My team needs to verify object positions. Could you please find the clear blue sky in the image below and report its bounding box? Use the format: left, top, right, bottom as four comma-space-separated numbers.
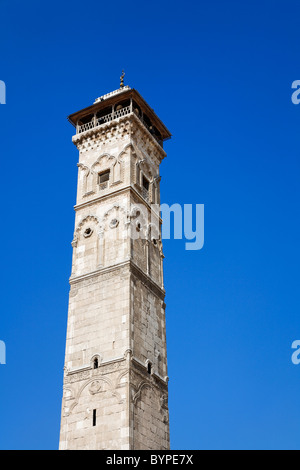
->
1, 0, 300, 450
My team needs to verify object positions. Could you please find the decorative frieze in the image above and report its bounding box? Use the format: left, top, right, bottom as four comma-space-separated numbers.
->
73, 113, 166, 163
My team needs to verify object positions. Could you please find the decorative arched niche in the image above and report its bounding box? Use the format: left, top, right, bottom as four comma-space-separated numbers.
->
72, 215, 102, 276
90, 153, 124, 193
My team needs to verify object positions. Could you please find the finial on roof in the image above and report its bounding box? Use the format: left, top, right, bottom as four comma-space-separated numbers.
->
120, 70, 125, 88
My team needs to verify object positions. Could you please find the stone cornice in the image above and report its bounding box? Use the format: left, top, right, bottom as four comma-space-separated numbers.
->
72, 113, 166, 162
131, 355, 169, 386
63, 350, 168, 391
69, 259, 165, 300
73, 184, 162, 224
69, 259, 130, 285
65, 355, 126, 377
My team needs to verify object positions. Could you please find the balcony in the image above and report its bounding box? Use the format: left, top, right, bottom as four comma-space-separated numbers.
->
77, 105, 163, 147
78, 105, 131, 134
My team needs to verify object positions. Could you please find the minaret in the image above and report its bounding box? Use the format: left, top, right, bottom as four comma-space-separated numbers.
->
59, 76, 171, 450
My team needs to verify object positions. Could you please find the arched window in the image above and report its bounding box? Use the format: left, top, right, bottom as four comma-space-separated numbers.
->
93, 358, 99, 369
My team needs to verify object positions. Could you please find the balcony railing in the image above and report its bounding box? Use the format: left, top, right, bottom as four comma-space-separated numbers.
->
78, 106, 131, 134
78, 120, 95, 133
142, 187, 149, 203
77, 105, 163, 147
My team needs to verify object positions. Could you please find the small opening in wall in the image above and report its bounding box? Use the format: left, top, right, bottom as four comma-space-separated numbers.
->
98, 170, 110, 184
93, 358, 99, 369
93, 409, 97, 426
142, 176, 149, 191
110, 218, 119, 228
147, 362, 152, 375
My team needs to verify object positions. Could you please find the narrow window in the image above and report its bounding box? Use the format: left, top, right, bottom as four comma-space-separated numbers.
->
142, 176, 149, 191
93, 409, 97, 426
142, 176, 150, 202
93, 358, 98, 369
98, 170, 110, 184
147, 362, 152, 375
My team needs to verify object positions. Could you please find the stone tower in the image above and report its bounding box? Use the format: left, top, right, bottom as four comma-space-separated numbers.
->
59, 81, 172, 450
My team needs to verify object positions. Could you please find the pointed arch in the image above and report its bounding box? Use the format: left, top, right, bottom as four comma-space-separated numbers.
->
75, 214, 101, 235
91, 152, 117, 170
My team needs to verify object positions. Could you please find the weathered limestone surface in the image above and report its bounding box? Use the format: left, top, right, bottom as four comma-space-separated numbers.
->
59, 87, 170, 450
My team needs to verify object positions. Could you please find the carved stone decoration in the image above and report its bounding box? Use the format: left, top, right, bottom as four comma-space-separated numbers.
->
63, 375, 125, 418
62, 399, 77, 418
63, 387, 74, 401
83, 227, 93, 238
146, 223, 160, 243
109, 218, 119, 229
89, 380, 102, 395
77, 162, 95, 197
132, 381, 153, 405
102, 203, 129, 225
160, 394, 169, 424
73, 114, 166, 162
71, 236, 78, 248
75, 214, 100, 235
130, 205, 148, 238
